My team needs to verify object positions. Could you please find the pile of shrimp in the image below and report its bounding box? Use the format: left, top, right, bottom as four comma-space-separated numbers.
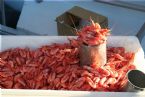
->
0, 41, 136, 91
77, 19, 110, 46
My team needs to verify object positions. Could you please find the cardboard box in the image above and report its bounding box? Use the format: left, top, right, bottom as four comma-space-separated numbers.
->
0, 36, 145, 97
56, 6, 108, 36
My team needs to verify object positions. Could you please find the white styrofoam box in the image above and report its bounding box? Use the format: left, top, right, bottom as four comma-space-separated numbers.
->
0, 35, 145, 97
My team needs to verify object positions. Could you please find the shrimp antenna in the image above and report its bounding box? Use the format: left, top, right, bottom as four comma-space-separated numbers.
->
68, 15, 79, 35
89, 16, 95, 26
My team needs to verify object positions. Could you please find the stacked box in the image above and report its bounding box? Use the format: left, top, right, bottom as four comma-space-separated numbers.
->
56, 6, 108, 36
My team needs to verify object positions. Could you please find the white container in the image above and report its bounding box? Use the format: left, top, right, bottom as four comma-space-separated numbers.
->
0, 36, 145, 97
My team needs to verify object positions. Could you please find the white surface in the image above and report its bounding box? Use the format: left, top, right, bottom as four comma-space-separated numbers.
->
0, 36, 145, 97
1, 89, 145, 97
17, 1, 145, 36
